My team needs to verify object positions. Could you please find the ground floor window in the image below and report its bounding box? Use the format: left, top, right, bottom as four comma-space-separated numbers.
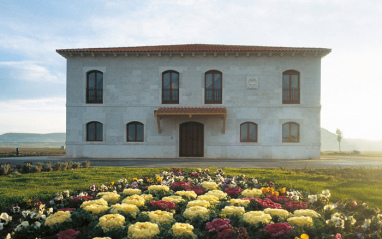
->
86, 121, 103, 141
127, 122, 144, 142
282, 122, 299, 142
240, 122, 258, 142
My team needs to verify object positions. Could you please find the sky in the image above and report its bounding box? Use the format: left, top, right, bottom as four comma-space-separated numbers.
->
0, 0, 382, 140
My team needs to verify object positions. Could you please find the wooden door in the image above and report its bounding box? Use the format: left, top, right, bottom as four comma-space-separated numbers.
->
179, 122, 204, 157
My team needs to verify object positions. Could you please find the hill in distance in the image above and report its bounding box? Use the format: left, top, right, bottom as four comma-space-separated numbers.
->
0, 133, 65, 148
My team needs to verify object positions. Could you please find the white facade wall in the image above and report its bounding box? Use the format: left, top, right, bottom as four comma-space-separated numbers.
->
65, 54, 322, 159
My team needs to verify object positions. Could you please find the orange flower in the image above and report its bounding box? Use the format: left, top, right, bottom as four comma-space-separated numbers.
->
280, 188, 286, 194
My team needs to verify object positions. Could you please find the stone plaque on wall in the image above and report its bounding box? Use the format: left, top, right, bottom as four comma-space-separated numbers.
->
247, 77, 258, 89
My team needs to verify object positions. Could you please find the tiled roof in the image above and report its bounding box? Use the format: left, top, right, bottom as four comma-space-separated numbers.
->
155, 107, 227, 114
57, 44, 331, 55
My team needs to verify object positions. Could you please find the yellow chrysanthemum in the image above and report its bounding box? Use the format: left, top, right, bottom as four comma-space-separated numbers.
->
241, 188, 263, 197
110, 203, 140, 218
97, 192, 121, 203
197, 195, 220, 205
230, 199, 251, 207
172, 223, 196, 238
263, 208, 290, 219
175, 190, 197, 199
187, 200, 210, 208
183, 206, 210, 220
201, 181, 218, 190
44, 211, 71, 227
98, 214, 125, 231
122, 189, 142, 195
204, 190, 227, 200
294, 209, 320, 218
287, 216, 314, 227
243, 211, 272, 225
122, 195, 145, 207
128, 222, 160, 239
221, 206, 245, 216
148, 210, 174, 224
162, 196, 185, 204
147, 185, 170, 192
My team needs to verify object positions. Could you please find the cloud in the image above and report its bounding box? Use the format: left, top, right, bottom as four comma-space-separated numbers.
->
0, 61, 61, 83
0, 98, 66, 135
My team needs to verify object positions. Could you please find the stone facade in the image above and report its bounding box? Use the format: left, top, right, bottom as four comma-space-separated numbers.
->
57, 44, 330, 159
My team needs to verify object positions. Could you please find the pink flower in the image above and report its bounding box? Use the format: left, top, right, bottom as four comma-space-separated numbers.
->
267, 195, 291, 203
218, 228, 235, 239
186, 185, 206, 195
334, 233, 342, 239
264, 223, 293, 238
255, 198, 282, 209
170, 182, 190, 191
150, 201, 176, 211
56, 229, 80, 239
225, 187, 242, 197
206, 218, 231, 233
284, 201, 308, 212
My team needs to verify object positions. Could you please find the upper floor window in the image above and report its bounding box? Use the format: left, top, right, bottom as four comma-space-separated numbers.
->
162, 71, 179, 104
282, 122, 299, 143
127, 122, 144, 142
86, 121, 103, 141
205, 70, 222, 104
87, 71, 103, 103
240, 122, 258, 142
282, 70, 300, 104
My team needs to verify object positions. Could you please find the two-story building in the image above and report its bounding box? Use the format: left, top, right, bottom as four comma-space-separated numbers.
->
57, 44, 330, 159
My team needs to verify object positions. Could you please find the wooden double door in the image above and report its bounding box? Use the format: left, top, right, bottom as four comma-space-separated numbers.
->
179, 122, 204, 157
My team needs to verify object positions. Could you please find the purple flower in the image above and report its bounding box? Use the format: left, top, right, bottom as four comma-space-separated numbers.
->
125, 183, 129, 189
56, 229, 80, 239
206, 218, 231, 233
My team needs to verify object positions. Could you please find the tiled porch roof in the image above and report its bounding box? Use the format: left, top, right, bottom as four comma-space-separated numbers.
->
154, 107, 227, 134
155, 107, 226, 114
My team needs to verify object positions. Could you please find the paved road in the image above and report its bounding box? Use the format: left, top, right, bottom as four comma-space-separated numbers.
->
1, 155, 382, 168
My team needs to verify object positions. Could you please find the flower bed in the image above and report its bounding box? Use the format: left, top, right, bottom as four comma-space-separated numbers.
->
0, 168, 381, 239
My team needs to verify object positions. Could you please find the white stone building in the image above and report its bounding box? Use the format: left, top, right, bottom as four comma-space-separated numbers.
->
57, 44, 330, 159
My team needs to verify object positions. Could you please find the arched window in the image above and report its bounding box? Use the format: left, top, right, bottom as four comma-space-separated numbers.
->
87, 71, 103, 103
282, 122, 299, 142
205, 70, 222, 104
127, 122, 144, 142
240, 122, 258, 142
282, 70, 300, 104
162, 70, 179, 104
86, 121, 103, 141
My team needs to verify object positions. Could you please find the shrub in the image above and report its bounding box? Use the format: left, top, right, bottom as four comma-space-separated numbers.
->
54, 162, 64, 171
66, 161, 73, 168
30, 165, 41, 173
21, 162, 32, 174
43, 162, 53, 172
72, 162, 81, 169
35, 162, 43, 171
82, 161, 90, 168
0, 164, 11, 175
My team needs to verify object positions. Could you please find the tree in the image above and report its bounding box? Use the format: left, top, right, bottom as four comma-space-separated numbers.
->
336, 129, 343, 154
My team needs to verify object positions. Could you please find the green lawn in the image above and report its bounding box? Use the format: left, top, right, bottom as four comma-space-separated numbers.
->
1, 167, 381, 209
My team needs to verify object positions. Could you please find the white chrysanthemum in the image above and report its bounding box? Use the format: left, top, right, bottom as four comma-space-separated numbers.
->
175, 190, 197, 199
148, 210, 174, 224
230, 199, 251, 206
197, 195, 220, 205
294, 209, 320, 218
183, 206, 210, 220
97, 192, 121, 203
201, 181, 218, 190
172, 223, 196, 238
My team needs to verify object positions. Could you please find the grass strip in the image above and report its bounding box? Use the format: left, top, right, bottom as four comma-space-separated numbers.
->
0, 167, 381, 209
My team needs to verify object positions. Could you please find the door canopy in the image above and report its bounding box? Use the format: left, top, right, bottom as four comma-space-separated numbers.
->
154, 107, 227, 134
